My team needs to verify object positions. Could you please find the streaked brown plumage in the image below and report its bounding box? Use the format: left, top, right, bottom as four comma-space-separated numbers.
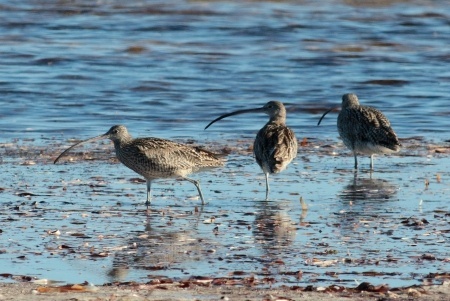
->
54, 125, 224, 207
318, 93, 400, 170
205, 101, 298, 200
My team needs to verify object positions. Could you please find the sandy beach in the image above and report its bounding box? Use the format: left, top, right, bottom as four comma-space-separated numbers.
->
1, 281, 450, 301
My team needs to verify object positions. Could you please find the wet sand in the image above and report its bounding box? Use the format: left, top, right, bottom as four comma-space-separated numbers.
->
1, 281, 450, 301
0, 137, 450, 301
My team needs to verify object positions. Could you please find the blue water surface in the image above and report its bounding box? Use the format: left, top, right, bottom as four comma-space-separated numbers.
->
0, 0, 449, 289
0, 0, 448, 143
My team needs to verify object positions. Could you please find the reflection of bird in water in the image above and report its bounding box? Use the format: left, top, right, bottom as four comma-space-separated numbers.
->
340, 173, 398, 203
333, 174, 400, 245
107, 209, 205, 282
54, 125, 224, 208
107, 266, 130, 282
251, 201, 298, 279
252, 202, 296, 253
108, 230, 199, 282
205, 101, 298, 200
318, 93, 400, 170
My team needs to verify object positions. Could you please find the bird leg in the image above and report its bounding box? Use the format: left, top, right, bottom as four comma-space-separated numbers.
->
146, 180, 152, 209
353, 153, 358, 170
370, 155, 374, 170
182, 177, 205, 205
264, 172, 270, 200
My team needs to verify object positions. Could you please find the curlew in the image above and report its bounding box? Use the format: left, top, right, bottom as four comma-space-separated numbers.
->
54, 125, 224, 207
318, 93, 400, 170
205, 101, 298, 200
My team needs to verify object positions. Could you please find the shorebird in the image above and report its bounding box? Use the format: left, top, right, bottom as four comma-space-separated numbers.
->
205, 101, 298, 200
54, 125, 224, 207
318, 93, 401, 170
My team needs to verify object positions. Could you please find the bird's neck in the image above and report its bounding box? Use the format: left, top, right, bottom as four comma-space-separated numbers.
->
268, 115, 286, 125
343, 102, 360, 110
112, 135, 133, 149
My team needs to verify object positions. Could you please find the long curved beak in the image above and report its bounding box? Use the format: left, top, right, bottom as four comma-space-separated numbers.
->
204, 107, 266, 130
54, 133, 108, 164
317, 106, 339, 126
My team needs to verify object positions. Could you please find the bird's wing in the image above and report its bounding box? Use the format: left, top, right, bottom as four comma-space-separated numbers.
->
361, 106, 391, 128
129, 138, 222, 170
359, 107, 400, 149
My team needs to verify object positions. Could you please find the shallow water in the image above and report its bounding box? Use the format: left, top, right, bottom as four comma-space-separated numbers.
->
0, 0, 449, 289
0, 0, 449, 142
1, 141, 449, 288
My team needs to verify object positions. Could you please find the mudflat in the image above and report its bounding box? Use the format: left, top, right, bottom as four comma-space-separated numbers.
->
0, 281, 449, 301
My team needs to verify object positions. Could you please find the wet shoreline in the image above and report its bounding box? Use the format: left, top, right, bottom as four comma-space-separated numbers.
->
0, 281, 449, 301
2, 135, 449, 164
0, 136, 449, 289
1, 0, 450, 293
